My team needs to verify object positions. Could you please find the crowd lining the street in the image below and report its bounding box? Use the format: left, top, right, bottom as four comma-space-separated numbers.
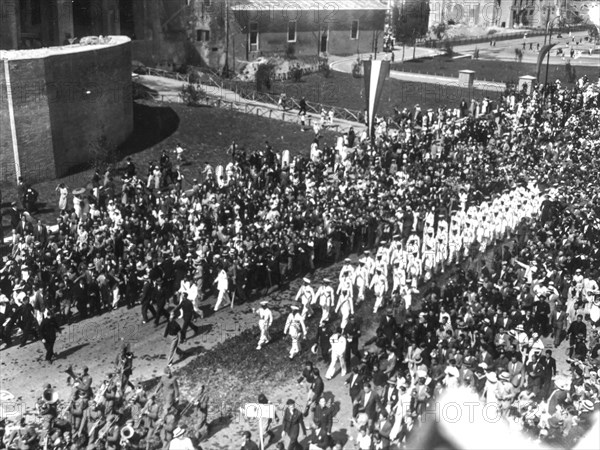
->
0, 74, 599, 450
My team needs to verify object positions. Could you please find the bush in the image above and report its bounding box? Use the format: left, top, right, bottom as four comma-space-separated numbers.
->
351, 60, 363, 78
179, 83, 206, 106
132, 82, 151, 100
255, 63, 274, 92
188, 70, 202, 85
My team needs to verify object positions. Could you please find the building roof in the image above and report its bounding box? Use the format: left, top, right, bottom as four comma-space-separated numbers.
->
231, 0, 388, 11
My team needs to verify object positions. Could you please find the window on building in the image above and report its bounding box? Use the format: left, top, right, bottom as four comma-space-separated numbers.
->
196, 29, 210, 42
249, 21, 259, 51
351, 20, 359, 39
287, 21, 297, 42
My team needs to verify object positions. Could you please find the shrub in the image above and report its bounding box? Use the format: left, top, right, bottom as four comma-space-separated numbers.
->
351, 60, 363, 78
179, 83, 206, 106
132, 82, 151, 100
188, 70, 202, 85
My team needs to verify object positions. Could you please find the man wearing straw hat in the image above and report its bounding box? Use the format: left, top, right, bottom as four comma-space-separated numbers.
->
168, 426, 195, 450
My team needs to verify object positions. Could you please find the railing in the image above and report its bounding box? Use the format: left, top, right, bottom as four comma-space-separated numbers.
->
139, 64, 364, 124
143, 90, 348, 133
143, 67, 191, 83
221, 81, 364, 123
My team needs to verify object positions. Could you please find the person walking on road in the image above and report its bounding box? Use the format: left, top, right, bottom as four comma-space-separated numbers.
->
255, 301, 273, 350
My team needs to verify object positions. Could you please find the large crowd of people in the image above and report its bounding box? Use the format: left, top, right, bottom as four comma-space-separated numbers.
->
0, 70, 599, 450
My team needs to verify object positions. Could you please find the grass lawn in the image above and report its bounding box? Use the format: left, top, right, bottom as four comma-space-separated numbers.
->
391, 55, 600, 85
232, 71, 503, 116
0, 101, 337, 231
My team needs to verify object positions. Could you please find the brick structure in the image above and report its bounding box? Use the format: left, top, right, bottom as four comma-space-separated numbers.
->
0, 36, 133, 183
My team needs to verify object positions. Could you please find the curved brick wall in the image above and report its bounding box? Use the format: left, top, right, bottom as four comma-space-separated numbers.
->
0, 37, 133, 183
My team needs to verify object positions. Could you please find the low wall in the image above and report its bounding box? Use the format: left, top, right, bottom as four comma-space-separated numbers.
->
0, 36, 133, 183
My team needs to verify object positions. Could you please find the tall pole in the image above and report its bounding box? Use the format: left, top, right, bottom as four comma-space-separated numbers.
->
224, 0, 230, 77
544, 21, 554, 99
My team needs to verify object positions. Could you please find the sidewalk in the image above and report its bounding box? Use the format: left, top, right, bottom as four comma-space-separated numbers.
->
328, 48, 506, 91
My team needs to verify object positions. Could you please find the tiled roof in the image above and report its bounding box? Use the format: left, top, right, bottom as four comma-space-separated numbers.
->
231, 0, 388, 11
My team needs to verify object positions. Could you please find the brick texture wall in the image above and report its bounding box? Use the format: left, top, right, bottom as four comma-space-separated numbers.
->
0, 39, 133, 184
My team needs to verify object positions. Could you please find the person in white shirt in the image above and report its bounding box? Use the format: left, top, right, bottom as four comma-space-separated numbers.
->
296, 278, 315, 320
213, 268, 230, 312
284, 306, 307, 360
335, 288, 354, 330
353, 261, 369, 305
370, 269, 388, 313
254, 301, 273, 350
326, 327, 347, 379
315, 279, 335, 325
168, 426, 195, 450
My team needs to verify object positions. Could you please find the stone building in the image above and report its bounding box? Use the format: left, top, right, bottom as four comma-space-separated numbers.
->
1, 1, 389, 71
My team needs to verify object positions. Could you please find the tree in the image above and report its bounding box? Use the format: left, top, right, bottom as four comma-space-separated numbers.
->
179, 84, 206, 106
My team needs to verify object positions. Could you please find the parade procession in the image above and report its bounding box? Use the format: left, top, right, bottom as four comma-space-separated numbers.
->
1, 25, 600, 450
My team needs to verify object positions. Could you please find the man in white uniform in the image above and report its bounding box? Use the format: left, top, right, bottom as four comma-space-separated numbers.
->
255, 301, 273, 350
284, 305, 307, 360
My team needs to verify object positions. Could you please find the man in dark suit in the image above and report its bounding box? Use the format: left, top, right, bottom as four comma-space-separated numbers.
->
33, 219, 48, 247
39, 309, 61, 362
495, 310, 513, 331
566, 315, 587, 357
138, 276, 157, 324
551, 305, 568, 347
345, 366, 365, 417
172, 289, 199, 343
282, 399, 305, 450
540, 349, 557, 400
354, 383, 383, 431
526, 353, 544, 399
7, 202, 20, 230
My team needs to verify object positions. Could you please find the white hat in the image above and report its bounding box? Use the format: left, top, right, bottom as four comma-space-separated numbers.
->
260, 301, 269, 306
291, 305, 300, 311
486, 372, 498, 383
173, 427, 186, 439
303, 278, 310, 284
478, 362, 488, 370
